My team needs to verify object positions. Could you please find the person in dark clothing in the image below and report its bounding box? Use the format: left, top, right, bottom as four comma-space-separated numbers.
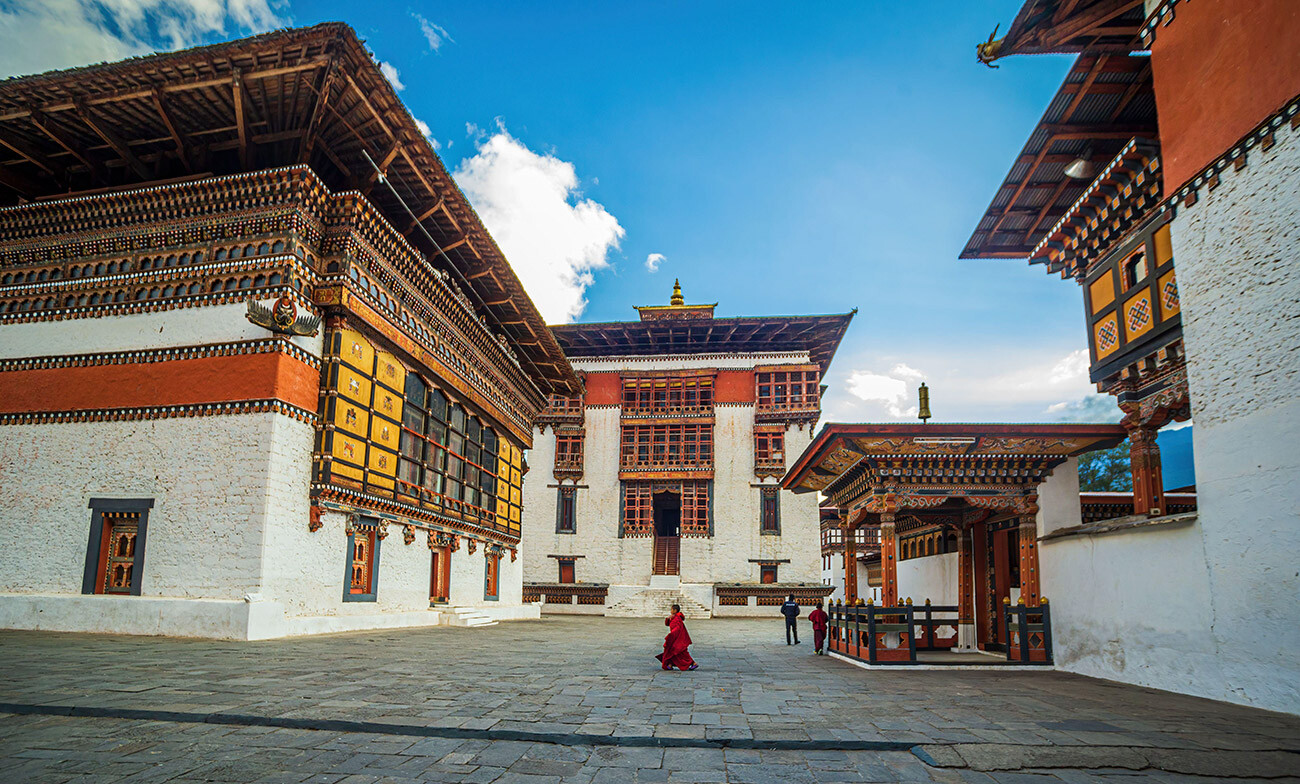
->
780, 594, 801, 645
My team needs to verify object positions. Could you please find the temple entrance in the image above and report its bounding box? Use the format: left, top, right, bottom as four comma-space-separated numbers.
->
973, 522, 1020, 651
652, 491, 680, 575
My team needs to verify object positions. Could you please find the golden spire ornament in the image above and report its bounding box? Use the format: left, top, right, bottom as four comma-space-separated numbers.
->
670, 278, 685, 306
918, 382, 932, 423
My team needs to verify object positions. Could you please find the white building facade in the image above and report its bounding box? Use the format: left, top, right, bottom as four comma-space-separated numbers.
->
521, 286, 853, 617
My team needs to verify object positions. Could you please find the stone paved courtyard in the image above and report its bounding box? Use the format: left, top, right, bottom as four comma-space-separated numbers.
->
2, 616, 1298, 782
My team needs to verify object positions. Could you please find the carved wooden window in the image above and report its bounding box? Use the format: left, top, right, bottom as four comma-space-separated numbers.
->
754, 429, 785, 471
760, 564, 778, 584
344, 523, 379, 602
1122, 250, 1148, 289
621, 376, 713, 416
760, 487, 781, 535
557, 487, 577, 533
621, 482, 653, 537
680, 480, 712, 537
400, 374, 502, 530
555, 432, 584, 472
619, 424, 713, 470
82, 498, 153, 596
484, 552, 501, 600
756, 369, 820, 412
558, 558, 576, 584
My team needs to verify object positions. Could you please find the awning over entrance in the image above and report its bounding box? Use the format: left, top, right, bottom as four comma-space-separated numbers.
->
783, 423, 1125, 654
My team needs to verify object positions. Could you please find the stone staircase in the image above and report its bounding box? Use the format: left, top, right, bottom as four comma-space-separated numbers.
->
605, 588, 712, 619
440, 606, 498, 628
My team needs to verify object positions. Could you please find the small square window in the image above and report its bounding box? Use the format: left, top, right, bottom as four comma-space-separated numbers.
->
760, 564, 778, 584
558, 559, 576, 584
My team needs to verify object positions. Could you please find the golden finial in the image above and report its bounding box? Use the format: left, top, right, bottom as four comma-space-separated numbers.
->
918, 383, 932, 423
670, 278, 685, 306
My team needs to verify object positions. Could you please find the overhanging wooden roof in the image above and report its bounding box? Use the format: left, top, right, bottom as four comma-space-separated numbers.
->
550, 311, 855, 374
960, 54, 1155, 261
0, 23, 579, 396
784, 422, 1127, 494
977, 0, 1146, 64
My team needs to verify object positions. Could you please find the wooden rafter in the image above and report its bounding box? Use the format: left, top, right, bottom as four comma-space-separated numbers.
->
232, 71, 249, 169
29, 110, 103, 182
151, 88, 191, 172
75, 100, 150, 179
0, 128, 62, 179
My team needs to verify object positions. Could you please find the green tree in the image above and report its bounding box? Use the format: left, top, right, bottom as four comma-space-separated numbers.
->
1077, 441, 1132, 492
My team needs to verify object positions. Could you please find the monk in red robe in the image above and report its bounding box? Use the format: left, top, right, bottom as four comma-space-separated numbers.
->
809, 600, 829, 655
655, 604, 698, 671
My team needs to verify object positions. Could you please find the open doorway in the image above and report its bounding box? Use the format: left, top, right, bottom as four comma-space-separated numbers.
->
652, 490, 680, 575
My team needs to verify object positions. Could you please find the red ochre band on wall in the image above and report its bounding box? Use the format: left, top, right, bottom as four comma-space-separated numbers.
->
0, 349, 320, 416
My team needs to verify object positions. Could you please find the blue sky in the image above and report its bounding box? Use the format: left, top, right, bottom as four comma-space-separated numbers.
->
0, 0, 1128, 424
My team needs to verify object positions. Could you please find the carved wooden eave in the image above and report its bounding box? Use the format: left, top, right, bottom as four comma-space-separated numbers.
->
0, 22, 579, 397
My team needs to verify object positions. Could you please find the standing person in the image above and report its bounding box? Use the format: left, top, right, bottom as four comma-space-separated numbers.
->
809, 601, 829, 654
656, 604, 698, 671
781, 594, 801, 645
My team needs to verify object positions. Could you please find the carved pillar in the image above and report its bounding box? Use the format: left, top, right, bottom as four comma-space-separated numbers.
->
842, 519, 857, 603
880, 513, 898, 607
1017, 515, 1041, 607
1127, 424, 1165, 517
957, 527, 973, 622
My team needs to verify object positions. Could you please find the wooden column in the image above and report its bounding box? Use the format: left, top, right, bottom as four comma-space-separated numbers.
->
957, 527, 973, 623
1127, 424, 1165, 517
880, 513, 898, 606
1017, 515, 1041, 607
842, 520, 857, 603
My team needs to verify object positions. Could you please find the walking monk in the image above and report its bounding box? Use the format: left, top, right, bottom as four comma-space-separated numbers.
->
655, 604, 698, 671
809, 600, 829, 655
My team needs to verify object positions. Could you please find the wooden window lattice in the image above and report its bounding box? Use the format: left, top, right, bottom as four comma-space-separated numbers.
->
100, 512, 139, 594
620, 423, 713, 471
756, 369, 820, 412
622, 377, 713, 416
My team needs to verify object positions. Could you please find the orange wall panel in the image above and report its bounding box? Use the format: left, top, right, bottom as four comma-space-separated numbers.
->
715, 370, 755, 403
583, 372, 622, 405
0, 351, 320, 415
1151, 0, 1300, 189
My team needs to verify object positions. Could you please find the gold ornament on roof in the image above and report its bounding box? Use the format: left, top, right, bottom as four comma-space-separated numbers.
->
918, 383, 932, 423
670, 278, 685, 306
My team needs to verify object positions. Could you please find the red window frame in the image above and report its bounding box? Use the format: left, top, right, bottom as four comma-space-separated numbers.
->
555, 432, 584, 470
619, 424, 713, 470
558, 559, 576, 583
621, 377, 713, 415
755, 429, 785, 469
760, 564, 778, 584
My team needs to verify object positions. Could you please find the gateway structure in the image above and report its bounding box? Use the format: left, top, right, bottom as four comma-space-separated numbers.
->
0, 24, 579, 639
521, 283, 852, 616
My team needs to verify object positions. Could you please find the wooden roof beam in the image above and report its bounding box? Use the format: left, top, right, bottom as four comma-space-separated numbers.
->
150, 88, 191, 173
299, 60, 339, 165
232, 71, 250, 169
29, 110, 103, 182
403, 196, 444, 236
74, 100, 150, 180
0, 128, 63, 179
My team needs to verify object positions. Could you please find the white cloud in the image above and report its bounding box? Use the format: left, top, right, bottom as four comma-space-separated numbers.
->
1046, 395, 1123, 422
454, 126, 624, 324
414, 14, 454, 52
845, 369, 920, 419
645, 253, 665, 273
379, 61, 404, 91
0, 0, 286, 78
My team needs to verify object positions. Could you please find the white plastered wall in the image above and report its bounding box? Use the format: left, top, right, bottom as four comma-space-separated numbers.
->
896, 553, 958, 606
0, 414, 282, 639
1161, 126, 1300, 713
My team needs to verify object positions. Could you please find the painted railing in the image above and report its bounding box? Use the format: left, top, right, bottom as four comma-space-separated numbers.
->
1004, 599, 1053, 664
522, 583, 609, 606
914, 601, 960, 651
827, 601, 916, 664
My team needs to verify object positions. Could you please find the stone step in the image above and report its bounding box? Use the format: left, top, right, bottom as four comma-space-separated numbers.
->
605, 589, 712, 619
442, 606, 499, 628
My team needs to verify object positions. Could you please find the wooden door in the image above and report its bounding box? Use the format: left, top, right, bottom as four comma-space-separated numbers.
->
653, 535, 680, 575
430, 548, 449, 603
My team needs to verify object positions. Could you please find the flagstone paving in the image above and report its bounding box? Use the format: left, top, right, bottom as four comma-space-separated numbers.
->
1, 616, 1298, 782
